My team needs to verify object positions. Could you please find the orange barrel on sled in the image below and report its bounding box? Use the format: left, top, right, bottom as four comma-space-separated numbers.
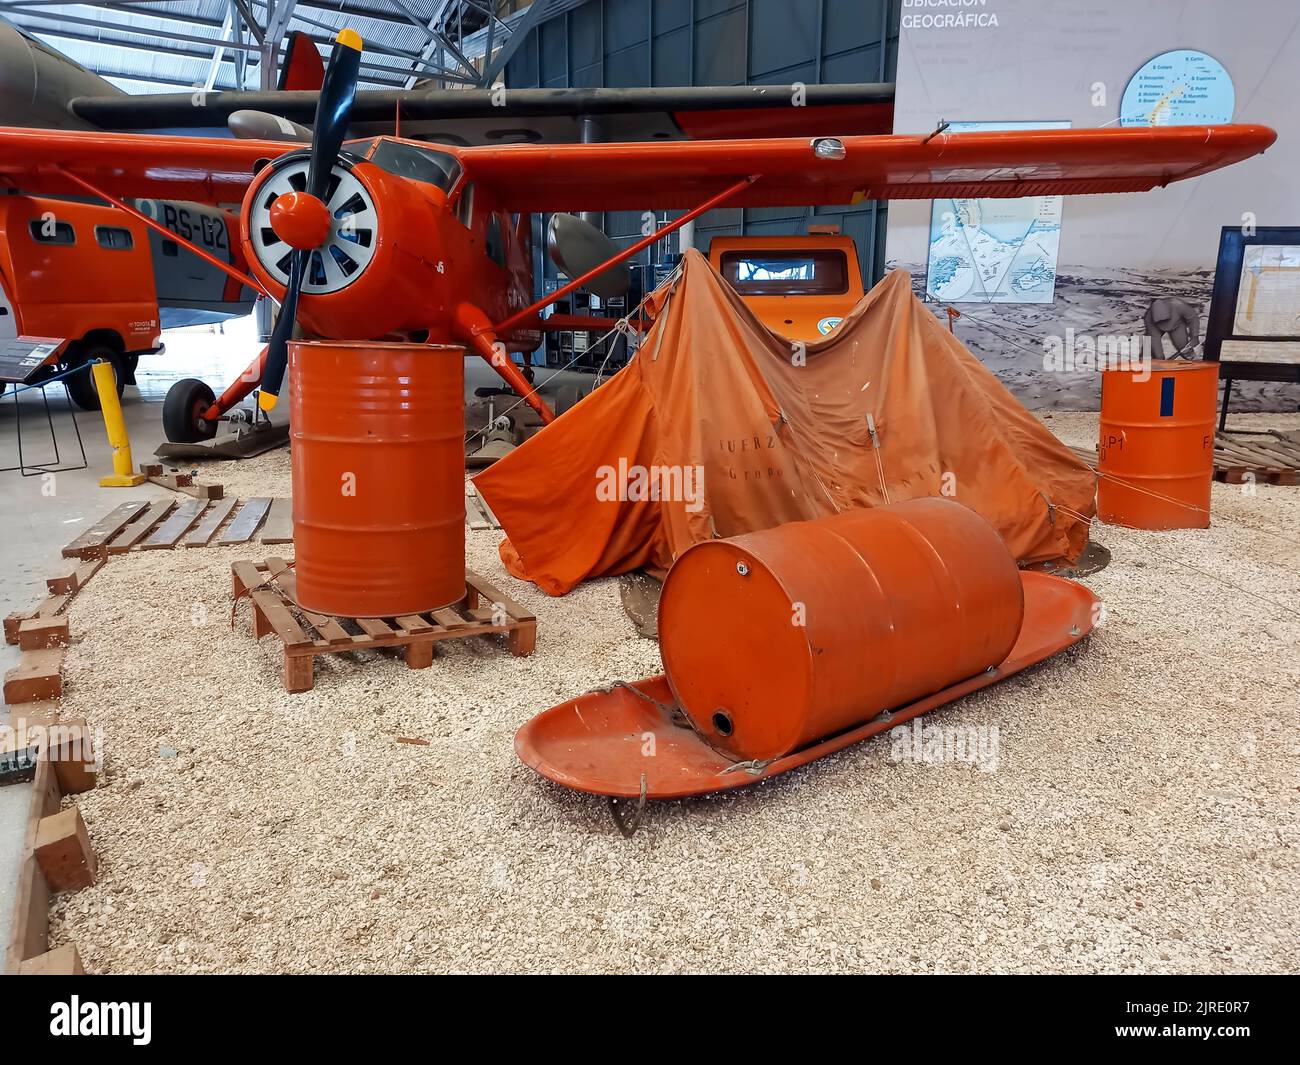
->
289, 341, 465, 617
657, 498, 1025, 763
1096, 360, 1218, 530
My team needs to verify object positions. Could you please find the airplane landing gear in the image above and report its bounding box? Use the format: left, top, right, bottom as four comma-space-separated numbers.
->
162, 378, 218, 443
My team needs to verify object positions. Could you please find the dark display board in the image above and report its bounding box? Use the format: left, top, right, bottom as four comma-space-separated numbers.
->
1205, 227, 1300, 377
0, 336, 62, 384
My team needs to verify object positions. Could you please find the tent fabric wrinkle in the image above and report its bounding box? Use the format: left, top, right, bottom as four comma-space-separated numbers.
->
476, 249, 1096, 597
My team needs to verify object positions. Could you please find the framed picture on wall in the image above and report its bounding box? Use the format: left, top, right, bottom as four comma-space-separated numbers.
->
1204, 226, 1300, 427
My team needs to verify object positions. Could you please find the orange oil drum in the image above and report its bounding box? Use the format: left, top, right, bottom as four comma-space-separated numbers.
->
289, 341, 465, 617
657, 498, 1025, 763
1097, 360, 1219, 530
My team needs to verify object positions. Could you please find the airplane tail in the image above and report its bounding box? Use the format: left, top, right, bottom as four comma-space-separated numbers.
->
278, 31, 326, 92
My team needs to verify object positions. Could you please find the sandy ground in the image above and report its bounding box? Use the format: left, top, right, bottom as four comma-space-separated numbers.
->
44, 413, 1299, 974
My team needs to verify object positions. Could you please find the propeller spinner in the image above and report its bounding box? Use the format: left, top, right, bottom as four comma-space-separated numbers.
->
258, 28, 363, 412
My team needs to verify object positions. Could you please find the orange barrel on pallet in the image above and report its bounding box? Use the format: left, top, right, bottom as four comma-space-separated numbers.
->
289, 341, 465, 617
657, 498, 1025, 763
1097, 360, 1219, 530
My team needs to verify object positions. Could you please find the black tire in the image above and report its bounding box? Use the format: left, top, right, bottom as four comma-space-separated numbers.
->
163, 378, 218, 443
65, 345, 125, 412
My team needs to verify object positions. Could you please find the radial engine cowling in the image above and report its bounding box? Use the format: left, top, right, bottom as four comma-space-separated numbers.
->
241, 151, 450, 340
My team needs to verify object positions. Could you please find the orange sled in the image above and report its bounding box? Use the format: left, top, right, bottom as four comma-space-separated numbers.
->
515, 570, 1098, 803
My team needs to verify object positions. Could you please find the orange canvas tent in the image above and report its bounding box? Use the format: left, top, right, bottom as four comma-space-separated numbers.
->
474, 250, 1096, 596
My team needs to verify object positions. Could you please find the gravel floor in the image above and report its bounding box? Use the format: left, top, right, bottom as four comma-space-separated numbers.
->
48, 414, 1299, 973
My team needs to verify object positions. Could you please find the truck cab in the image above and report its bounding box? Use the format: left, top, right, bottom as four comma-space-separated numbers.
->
709, 232, 865, 341
0, 195, 160, 408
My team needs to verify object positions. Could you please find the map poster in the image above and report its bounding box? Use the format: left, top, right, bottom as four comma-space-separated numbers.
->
886, 0, 1300, 411
925, 120, 1068, 304
1233, 245, 1300, 338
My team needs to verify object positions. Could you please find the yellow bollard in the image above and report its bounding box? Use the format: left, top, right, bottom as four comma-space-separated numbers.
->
93, 360, 145, 487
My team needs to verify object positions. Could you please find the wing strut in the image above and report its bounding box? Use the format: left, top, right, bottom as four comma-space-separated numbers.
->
54, 168, 266, 296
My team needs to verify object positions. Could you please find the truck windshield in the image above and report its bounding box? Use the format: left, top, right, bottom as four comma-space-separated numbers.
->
719, 249, 849, 296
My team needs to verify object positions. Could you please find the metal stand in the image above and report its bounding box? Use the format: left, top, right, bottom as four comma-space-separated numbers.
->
2, 370, 89, 477
1218, 377, 1234, 433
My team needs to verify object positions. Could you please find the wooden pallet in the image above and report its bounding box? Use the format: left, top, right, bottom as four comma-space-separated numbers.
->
60, 497, 286, 558
1212, 433, 1300, 485
230, 557, 537, 693
1065, 434, 1300, 486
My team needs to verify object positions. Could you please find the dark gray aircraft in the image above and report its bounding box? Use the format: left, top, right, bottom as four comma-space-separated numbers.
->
0, 16, 894, 144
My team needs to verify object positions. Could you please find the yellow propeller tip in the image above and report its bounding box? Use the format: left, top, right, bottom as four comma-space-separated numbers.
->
258, 390, 279, 412
336, 28, 363, 51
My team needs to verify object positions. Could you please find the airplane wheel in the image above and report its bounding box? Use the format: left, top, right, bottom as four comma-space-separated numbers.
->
65, 346, 125, 412
163, 378, 218, 443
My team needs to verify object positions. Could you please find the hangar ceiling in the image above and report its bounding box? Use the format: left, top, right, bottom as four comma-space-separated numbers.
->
0, 0, 578, 92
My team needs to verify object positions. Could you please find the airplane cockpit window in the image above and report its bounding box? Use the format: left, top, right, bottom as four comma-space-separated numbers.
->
485, 213, 506, 268
342, 138, 378, 161
719, 250, 849, 296
367, 140, 463, 193
95, 226, 134, 250
28, 219, 75, 245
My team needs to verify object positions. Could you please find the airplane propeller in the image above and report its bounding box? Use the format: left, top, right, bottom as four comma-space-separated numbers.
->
257, 29, 363, 413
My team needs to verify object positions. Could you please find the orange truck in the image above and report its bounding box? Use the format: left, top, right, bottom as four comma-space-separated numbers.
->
0, 194, 252, 409
709, 232, 865, 340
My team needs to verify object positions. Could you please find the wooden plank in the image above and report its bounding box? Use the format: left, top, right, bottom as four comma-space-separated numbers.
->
61, 501, 149, 559
46, 567, 79, 597
141, 498, 208, 550
396, 614, 436, 635
258, 497, 293, 545
17, 617, 68, 651
474, 492, 501, 528
464, 490, 493, 531
4, 755, 60, 973
158, 475, 223, 499
300, 611, 352, 646
3, 614, 27, 646
184, 497, 238, 547
230, 560, 267, 597
405, 640, 434, 669
147, 472, 194, 491
45, 557, 101, 597
431, 608, 468, 629
216, 497, 272, 545
467, 571, 536, 622
264, 557, 292, 580
71, 557, 104, 594
107, 500, 176, 554
34, 594, 71, 619
249, 589, 313, 649
356, 618, 394, 639
508, 619, 537, 656
262, 558, 352, 646
3, 649, 65, 704
181, 480, 224, 500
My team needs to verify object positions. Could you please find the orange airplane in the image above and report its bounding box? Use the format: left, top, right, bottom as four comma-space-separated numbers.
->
0, 30, 1276, 443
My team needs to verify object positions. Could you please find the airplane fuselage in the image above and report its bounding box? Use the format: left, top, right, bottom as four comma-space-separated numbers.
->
242, 137, 539, 354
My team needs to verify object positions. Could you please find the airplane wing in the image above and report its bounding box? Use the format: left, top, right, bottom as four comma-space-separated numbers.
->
0, 128, 292, 204
457, 125, 1278, 213
67, 84, 895, 144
